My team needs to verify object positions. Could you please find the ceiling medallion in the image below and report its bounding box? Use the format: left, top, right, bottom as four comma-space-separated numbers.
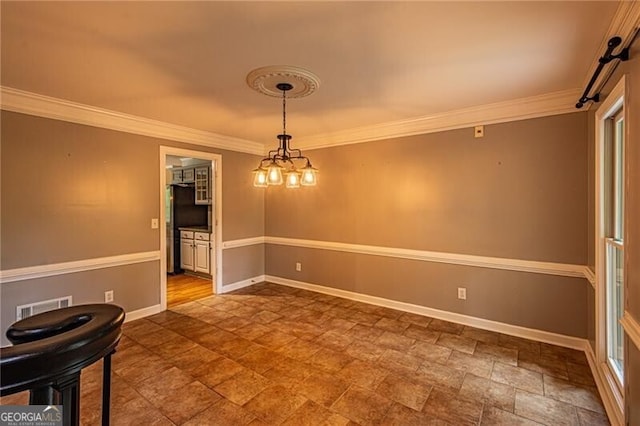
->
246, 65, 320, 98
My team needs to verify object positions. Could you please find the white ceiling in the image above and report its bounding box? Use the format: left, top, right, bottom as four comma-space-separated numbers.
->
1, 1, 619, 146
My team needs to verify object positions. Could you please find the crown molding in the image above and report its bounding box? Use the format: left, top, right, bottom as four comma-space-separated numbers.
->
0, 84, 588, 154
580, 1, 640, 108
295, 88, 582, 150
0, 86, 264, 156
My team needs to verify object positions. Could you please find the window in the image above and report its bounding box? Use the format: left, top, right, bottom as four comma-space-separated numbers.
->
595, 75, 626, 405
605, 107, 624, 383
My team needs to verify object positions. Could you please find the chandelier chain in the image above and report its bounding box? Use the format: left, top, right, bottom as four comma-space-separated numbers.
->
282, 88, 287, 135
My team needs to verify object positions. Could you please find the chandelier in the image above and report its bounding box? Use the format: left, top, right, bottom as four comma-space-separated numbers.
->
247, 66, 319, 188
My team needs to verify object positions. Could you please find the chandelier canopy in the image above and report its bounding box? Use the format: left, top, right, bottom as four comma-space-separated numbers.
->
247, 66, 319, 188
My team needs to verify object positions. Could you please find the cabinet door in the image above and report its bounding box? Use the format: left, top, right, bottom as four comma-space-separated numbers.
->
180, 238, 194, 271
182, 168, 195, 183
194, 240, 210, 274
171, 169, 183, 184
195, 167, 210, 205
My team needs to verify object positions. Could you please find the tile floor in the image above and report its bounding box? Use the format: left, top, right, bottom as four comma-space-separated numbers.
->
1, 282, 609, 425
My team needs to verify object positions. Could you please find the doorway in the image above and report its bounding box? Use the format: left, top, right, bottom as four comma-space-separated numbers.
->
159, 147, 222, 310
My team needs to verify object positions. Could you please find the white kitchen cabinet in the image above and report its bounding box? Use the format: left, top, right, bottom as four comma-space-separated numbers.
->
180, 231, 195, 271
171, 169, 183, 184
195, 166, 211, 205
194, 240, 210, 274
182, 167, 195, 183
171, 167, 195, 184
180, 230, 210, 275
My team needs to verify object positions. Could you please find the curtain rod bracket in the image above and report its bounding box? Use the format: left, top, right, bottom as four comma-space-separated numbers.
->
576, 35, 635, 109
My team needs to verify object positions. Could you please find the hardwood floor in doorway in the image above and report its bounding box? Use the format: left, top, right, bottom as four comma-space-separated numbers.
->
167, 273, 213, 308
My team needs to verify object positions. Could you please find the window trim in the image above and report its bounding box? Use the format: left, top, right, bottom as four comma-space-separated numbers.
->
594, 75, 627, 423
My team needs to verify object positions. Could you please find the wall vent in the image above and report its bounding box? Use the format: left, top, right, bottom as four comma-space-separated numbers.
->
16, 296, 72, 321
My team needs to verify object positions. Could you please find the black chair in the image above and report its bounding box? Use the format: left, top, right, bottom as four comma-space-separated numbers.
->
0, 304, 125, 426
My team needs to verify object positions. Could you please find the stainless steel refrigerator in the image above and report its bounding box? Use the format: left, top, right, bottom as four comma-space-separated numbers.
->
166, 185, 208, 273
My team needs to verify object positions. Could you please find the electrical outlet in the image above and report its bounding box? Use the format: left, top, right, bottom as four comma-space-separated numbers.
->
296, 262, 302, 272
457, 287, 467, 300
151, 218, 159, 229
105, 290, 114, 303
474, 125, 484, 138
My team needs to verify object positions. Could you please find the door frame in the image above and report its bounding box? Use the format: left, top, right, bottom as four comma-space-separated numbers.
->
159, 146, 223, 310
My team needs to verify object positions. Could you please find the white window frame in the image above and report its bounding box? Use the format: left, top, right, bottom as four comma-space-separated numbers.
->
595, 75, 626, 423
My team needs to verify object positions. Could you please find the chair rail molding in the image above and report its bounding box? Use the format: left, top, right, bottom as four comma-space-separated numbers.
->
621, 311, 640, 351
0, 251, 161, 284
222, 237, 266, 249
584, 267, 596, 288
265, 236, 587, 279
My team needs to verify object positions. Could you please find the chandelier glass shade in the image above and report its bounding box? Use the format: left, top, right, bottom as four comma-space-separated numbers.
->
252, 82, 317, 188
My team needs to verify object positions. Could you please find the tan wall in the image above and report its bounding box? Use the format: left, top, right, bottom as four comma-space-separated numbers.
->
222, 244, 265, 287
621, 42, 640, 426
587, 109, 596, 271
265, 112, 590, 337
267, 113, 588, 264
621, 44, 640, 339
2, 113, 160, 268
586, 109, 596, 348
0, 111, 265, 336
1, 111, 264, 268
627, 340, 640, 426
0, 262, 159, 346
222, 151, 265, 240
266, 244, 588, 337
587, 285, 595, 351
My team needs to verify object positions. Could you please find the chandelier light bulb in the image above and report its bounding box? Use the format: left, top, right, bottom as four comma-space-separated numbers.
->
266, 162, 284, 185
286, 170, 301, 188
253, 167, 268, 187
300, 163, 318, 186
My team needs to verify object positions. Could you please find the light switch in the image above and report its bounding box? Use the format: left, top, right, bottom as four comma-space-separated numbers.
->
151, 218, 159, 229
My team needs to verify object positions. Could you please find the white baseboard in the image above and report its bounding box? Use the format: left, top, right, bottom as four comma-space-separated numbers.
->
584, 345, 624, 426
125, 303, 163, 323
265, 275, 587, 351
125, 275, 264, 322
221, 275, 265, 294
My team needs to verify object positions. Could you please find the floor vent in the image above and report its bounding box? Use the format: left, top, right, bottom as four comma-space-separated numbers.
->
16, 296, 72, 321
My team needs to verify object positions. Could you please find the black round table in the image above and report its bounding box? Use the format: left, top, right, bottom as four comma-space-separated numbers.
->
0, 304, 125, 426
